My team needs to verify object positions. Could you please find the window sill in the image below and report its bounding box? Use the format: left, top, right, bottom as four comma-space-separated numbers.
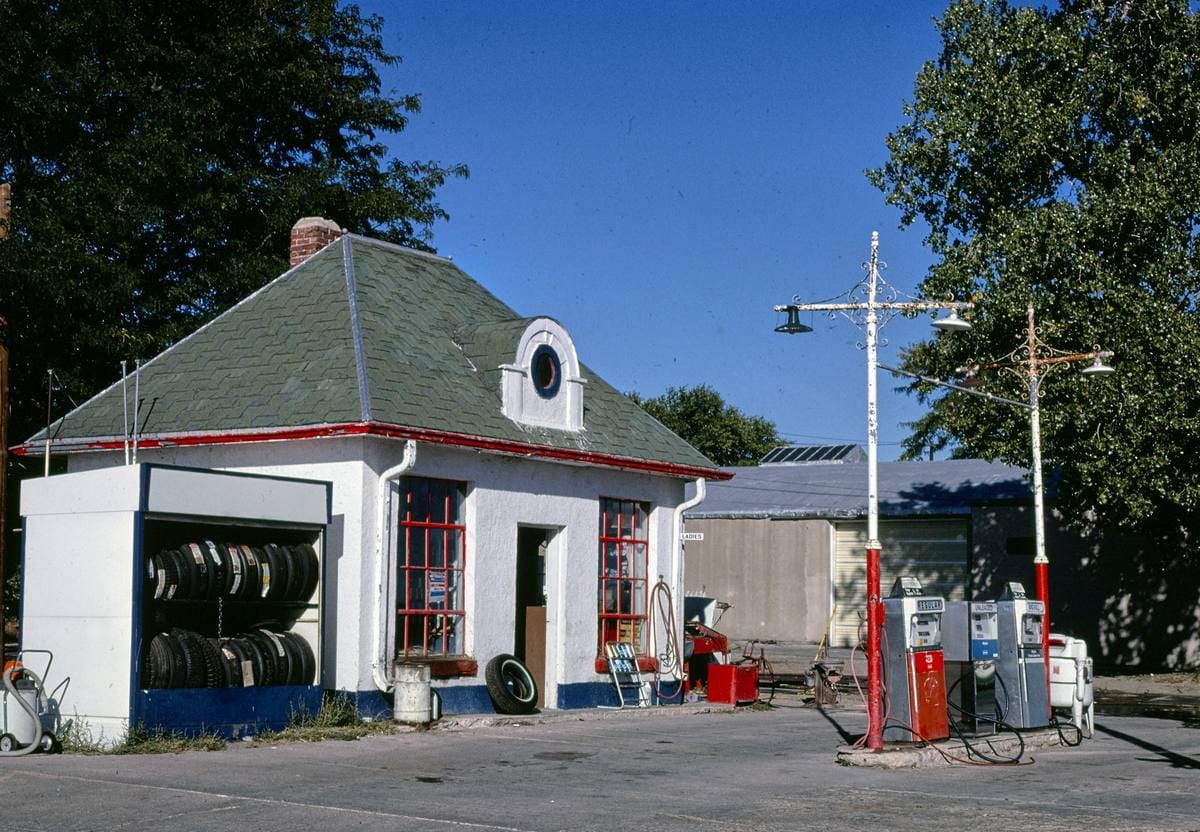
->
395, 657, 478, 678
595, 656, 657, 674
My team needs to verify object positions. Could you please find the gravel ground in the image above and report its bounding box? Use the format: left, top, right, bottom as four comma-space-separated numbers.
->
1094, 671, 1200, 697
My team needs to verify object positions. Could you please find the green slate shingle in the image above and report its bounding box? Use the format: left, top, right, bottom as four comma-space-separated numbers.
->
28, 235, 719, 474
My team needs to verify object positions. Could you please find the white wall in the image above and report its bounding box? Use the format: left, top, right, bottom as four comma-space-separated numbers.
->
67, 436, 690, 706
21, 509, 137, 745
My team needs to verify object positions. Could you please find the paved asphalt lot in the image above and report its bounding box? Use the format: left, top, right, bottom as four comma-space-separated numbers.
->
1, 700, 1197, 832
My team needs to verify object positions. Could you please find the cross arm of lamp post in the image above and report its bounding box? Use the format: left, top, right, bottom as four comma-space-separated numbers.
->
960, 349, 1114, 378
774, 301, 974, 313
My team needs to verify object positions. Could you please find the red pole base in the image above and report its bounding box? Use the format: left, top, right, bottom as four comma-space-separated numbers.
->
866, 546, 883, 750
1035, 560, 1051, 719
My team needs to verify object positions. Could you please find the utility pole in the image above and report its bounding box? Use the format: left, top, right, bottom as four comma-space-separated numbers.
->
0, 315, 8, 652
774, 232, 973, 750
0, 181, 10, 650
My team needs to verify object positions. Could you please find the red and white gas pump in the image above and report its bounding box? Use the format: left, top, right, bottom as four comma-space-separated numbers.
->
881, 576, 950, 744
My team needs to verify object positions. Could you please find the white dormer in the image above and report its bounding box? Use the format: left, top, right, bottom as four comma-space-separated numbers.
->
500, 318, 585, 431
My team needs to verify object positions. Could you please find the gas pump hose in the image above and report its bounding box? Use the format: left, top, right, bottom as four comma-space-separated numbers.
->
943, 674, 1026, 764
1048, 715, 1084, 747
848, 616, 892, 749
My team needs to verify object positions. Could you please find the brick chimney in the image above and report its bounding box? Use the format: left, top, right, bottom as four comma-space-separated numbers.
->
0, 182, 10, 239
289, 217, 342, 267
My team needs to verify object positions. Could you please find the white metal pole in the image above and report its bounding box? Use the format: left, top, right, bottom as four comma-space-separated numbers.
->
43, 369, 52, 477
1030, 381, 1047, 569
864, 230, 883, 750
867, 233, 880, 553
1027, 303, 1051, 711
1027, 303, 1046, 570
132, 359, 141, 464
121, 360, 130, 465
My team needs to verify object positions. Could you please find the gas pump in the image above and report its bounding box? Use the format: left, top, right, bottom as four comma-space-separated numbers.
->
995, 582, 1049, 729
943, 600, 999, 735
882, 577, 949, 743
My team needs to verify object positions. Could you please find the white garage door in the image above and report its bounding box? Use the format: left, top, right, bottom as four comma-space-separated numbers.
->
833, 519, 968, 647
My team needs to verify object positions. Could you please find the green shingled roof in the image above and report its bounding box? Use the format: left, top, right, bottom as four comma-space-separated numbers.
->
28, 235, 719, 475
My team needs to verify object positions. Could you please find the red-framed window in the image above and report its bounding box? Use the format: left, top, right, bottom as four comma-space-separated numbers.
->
597, 497, 650, 660
396, 476, 466, 658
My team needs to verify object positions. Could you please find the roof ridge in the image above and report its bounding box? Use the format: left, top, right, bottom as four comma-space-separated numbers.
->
343, 233, 455, 263
342, 235, 372, 421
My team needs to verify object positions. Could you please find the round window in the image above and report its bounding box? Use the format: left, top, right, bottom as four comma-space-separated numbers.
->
531, 344, 562, 399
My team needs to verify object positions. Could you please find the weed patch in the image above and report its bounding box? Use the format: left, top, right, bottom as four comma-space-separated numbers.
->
252, 693, 396, 745
114, 724, 226, 754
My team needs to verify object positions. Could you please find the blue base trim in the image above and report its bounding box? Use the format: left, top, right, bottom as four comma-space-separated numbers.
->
134, 686, 323, 738
558, 680, 685, 709
348, 685, 495, 718
349, 679, 689, 719
556, 682, 620, 709
350, 689, 393, 720
437, 685, 493, 714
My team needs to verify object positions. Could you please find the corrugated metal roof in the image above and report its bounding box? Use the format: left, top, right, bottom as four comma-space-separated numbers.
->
686, 458, 1033, 519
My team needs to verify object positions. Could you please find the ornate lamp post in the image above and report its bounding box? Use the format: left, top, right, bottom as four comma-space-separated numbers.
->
774, 231, 973, 751
881, 300, 1115, 714
959, 302, 1113, 680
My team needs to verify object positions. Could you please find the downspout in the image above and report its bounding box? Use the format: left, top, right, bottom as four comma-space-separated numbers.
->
373, 439, 417, 692
671, 478, 706, 674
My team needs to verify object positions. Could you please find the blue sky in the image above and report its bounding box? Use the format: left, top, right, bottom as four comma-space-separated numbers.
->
363, 2, 956, 461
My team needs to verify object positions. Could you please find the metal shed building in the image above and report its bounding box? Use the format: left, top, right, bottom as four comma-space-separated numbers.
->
682, 451, 1031, 647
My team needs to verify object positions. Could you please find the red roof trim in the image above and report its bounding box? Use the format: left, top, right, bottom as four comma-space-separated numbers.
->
11, 421, 732, 481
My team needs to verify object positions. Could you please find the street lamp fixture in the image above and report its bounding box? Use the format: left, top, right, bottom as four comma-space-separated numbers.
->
931, 309, 973, 333
774, 305, 813, 335
1080, 353, 1116, 376
773, 231, 973, 751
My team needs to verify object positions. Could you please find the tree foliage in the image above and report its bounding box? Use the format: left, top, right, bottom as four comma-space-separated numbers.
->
871, 0, 1200, 546
0, 0, 466, 440
630, 385, 780, 467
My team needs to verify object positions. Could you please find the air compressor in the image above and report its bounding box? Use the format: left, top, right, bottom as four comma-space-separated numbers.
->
1, 651, 62, 755
942, 600, 999, 735
995, 582, 1049, 729
882, 576, 949, 743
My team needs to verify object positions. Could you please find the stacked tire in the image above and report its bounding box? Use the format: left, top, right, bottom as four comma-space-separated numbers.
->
143, 627, 316, 689
146, 541, 319, 603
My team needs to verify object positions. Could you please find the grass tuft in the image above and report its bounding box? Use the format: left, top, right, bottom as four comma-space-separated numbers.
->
252, 692, 396, 744
59, 719, 110, 755
114, 724, 226, 754
60, 719, 226, 754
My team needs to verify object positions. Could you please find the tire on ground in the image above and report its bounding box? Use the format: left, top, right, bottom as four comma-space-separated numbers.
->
484, 654, 538, 715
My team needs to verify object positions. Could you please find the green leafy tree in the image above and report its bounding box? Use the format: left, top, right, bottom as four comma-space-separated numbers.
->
0, 0, 467, 441
630, 385, 780, 467
871, 0, 1200, 547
